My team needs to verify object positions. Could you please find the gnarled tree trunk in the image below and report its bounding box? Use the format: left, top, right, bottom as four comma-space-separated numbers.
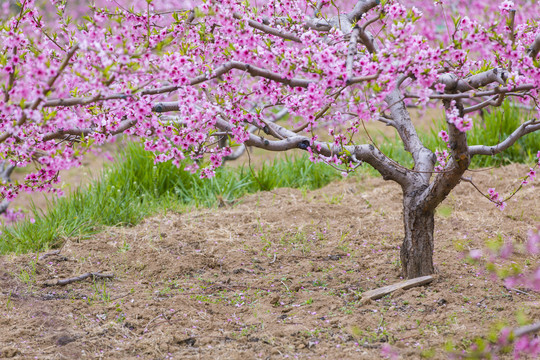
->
400, 197, 435, 278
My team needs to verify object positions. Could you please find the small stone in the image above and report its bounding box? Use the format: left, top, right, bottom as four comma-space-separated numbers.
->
437, 298, 448, 306
55, 334, 76, 346
269, 295, 281, 306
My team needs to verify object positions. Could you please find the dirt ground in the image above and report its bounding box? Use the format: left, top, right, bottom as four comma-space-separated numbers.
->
0, 163, 538, 359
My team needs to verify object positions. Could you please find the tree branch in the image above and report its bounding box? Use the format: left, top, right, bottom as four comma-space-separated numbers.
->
514, 321, 540, 338
43, 60, 319, 113
232, 12, 302, 43
219, 115, 411, 186
405, 84, 535, 101
17, 44, 79, 126
347, 0, 381, 24
468, 119, 540, 156
305, 0, 380, 33
357, 26, 376, 54
385, 89, 435, 183
347, 72, 379, 85
527, 32, 540, 59
421, 100, 470, 211
346, 26, 361, 80
463, 94, 505, 114
438, 68, 508, 93
41, 119, 137, 142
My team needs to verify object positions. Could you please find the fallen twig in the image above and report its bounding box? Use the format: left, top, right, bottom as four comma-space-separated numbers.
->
361, 276, 434, 300
504, 285, 530, 296
42, 272, 114, 287
38, 250, 61, 261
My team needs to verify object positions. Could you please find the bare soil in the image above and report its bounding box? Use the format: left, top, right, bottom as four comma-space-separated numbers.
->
0, 164, 538, 359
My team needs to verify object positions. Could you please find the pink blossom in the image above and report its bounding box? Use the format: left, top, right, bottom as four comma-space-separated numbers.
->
528, 168, 536, 181
438, 130, 449, 143
469, 249, 482, 260
499, 0, 514, 12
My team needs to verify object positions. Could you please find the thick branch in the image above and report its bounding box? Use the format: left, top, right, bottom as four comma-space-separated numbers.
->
305, 0, 379, 33
385, 89, 435, 183
420, 101, 470, 211
0, 161, 16, 184
222, 108, 288, 161
304, 17, 332, 31
347, 0, 380, 24
250, 117, 410, 185
347, 72, 379, 85
438, 68, 507, 93
215, 118, 307, 151
468, 119, 540, 156
346, 26, 360, 80
528, 33, 540, 59
42, 93, 123, 108
357, 27, 376, 54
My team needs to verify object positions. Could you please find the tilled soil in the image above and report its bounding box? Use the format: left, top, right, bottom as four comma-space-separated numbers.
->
0, 164, 538, 359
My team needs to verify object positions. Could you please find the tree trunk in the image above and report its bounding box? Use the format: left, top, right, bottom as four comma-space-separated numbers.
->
400, 196, 435, 278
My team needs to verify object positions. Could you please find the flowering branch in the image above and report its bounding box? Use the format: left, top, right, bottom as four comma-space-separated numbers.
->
41, 119, 138, 142
232, 13, 302, 43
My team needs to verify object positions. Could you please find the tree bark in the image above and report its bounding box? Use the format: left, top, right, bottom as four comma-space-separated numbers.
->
401, 194, 435, 278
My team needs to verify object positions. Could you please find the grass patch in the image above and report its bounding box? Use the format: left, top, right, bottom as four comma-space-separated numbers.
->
0, 142, 340, 254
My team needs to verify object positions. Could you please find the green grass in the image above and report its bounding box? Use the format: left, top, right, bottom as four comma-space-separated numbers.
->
1, 101, 537, 254
0, 142, 341, 254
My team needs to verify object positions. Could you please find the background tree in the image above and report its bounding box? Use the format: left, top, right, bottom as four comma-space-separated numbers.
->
0, 0, 538, 278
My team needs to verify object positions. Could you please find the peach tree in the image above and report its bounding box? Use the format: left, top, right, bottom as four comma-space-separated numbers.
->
0, 0, 539, 279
